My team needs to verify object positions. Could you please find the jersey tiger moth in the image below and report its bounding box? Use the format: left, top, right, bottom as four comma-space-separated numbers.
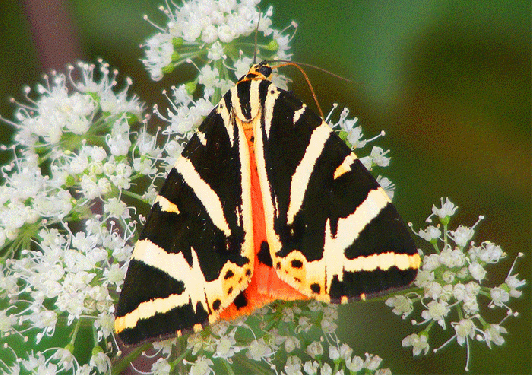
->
114, 62, 421, 346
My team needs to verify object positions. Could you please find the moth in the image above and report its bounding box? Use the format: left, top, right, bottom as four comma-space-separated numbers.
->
114, 62, 420, 345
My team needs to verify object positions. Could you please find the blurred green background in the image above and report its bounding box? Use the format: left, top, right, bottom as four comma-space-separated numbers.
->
0, 0, 529, 373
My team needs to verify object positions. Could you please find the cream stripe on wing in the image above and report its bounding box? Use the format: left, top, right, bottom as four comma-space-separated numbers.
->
293, 104, 307, 124
249, 80, 261, 119
115, 293, 191, 333
254, 101, 283, 256
155, 195, 179, 213
334, 153, 358, 179
217, 99, 234, 146
196, 130, 207, 146
115, 240, 216, 333
132, 240, 212, 310
342, 252, 422, 273
287, 122, 333, 225
234, 116, 254, 261
230, 85, 244, 121
264, 85, 280, 138
323, 187, 390, 286
175, 157, 231, 237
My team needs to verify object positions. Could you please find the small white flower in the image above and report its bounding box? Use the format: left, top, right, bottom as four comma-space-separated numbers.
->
449, 225, 475, 247
33, 309, 58, 331
328, 345, 340, 360
385, 295, 414, 319
453, 319, 475, 346
94, 312, 114, 341
452, 283, 466, 300
431, 197, 458, 221
415, 269, 434, 288
208, 41, 225, 60
468, 261, 487, 282
369, 146, 390, 168
284, 355, 302, 375
152, 339, 175, 357
0, 310, 17, 333
217, 24, 235, 43
107, 131, 131, 156
320, 317, 337, 334
284, 336, 300, 353
417, 225, 441, 242
109, 162, 133, 190
346, 355, 364, 372
303, 361, 319, 375
104, 198, 129, 220
505, 274, 525, 298
479, 242, 505, 263
364, 353, 383, 371
247, 338, 274, 361
422, 253, 441, 272
51, 348, 76, 371
489, 287, 510, 307
424, 281, 443, 300
151, 358, 171, 375
297, 316, 312, 332
213, 335, 239, 359
234, 56, 255, 79
89, 351, 111, 374
189, 356, 214, 375
482, 324, 507, 347
198, 65, 220, 88
338, 344, 353, 360
421, 300, 450, 328
402, 333, 430, 355
439, 247, 466, 268
306, 341, 323, 359
442, 270, 455, 284
201, 24, 218, 43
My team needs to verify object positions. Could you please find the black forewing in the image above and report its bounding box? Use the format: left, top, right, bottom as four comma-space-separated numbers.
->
116, 100, 250, 345
261, 86, 417, 300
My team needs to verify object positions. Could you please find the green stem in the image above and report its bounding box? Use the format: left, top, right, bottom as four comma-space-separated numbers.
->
221, 359, 235, 375
442, 223, 448, 247
121, 190, 149, 204
70, 319, 82, 345
233, 355, 274, 375
111, 342, 153, 375
432, 242, 441, 254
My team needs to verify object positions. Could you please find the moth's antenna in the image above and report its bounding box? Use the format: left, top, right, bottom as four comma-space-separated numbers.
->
269, 60, 343, 119
272, 59, 351, 83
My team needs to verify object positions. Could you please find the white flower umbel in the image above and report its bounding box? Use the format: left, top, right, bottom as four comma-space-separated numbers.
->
0, 60, 160, 375
141, 0, 293, 82
392, 198, 526, 371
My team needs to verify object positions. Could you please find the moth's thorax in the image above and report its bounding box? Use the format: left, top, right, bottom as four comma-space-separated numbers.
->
228, 79, 270, 124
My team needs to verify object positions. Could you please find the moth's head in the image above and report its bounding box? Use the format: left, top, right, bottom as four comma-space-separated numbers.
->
242, 62, 273, 82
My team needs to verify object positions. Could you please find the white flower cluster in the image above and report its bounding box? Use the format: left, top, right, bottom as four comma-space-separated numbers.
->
328, 106, 394, 199
0, 61, 163, 374
144, 301, 390, 375
142, 0, 294, 81
386, 198, 526, 371
0, 348, 112, 375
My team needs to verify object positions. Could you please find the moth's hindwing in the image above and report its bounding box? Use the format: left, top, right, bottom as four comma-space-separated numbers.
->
253, 79, 421, 303
114, 95, 254, 345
